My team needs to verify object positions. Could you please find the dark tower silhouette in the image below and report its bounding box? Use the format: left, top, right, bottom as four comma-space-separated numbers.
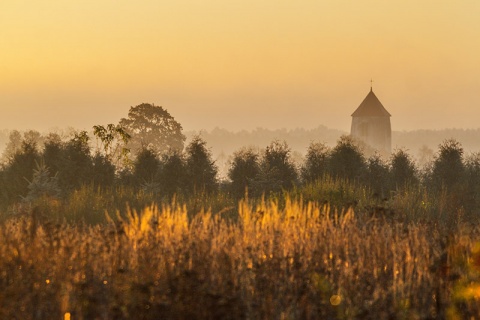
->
350, 86, 391, 153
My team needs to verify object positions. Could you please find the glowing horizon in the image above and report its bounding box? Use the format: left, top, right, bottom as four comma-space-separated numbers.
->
1, 1, 480, 132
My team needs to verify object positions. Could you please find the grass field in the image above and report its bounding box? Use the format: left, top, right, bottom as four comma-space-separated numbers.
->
1, 194, 480, 319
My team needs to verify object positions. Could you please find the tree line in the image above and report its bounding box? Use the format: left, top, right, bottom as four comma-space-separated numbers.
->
1, 103, 480, 218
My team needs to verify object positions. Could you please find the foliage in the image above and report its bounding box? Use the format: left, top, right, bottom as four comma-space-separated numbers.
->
93, 123, 131, 167
157, 151, 186, 198
301, 142, 330, 184
3, 130, 480, 317
91, 153, 116, 189
22, 160, 60, 203
119, 103, 185, 156
132, 148, 161, 186
1, 140, 40, 205
254, 140, 298, 194
390, 149, 418, 189
1, 130, 22, 163
1, 197, 479, 318
429, 139, 465, 190
56, 131, 94, 192
365, 153, 391, 199
228, 148, 260, 198
328, 135, 367, 182
184, 136, 218, 194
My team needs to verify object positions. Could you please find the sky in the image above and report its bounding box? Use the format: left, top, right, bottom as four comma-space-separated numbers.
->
1, 1, 480, 133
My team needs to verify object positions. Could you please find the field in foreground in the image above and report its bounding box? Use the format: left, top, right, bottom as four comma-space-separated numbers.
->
1, 197, 480, 319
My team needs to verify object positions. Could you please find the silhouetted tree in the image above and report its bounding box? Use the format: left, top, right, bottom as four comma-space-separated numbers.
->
429, 139, 465, 190
464, 153, 480, 214
328, 135, 366, 182
91, 153, 116, 189
57, 131, 93, 191
366, 153, 390, 199
23, 160, 60, 203
390, 149, 417, 189
184, 136, 217, 194
254, 141, 298, 194
119, 103, 185, 156
2, 140, 40, 204
132, 148, 161, 186
43, 133, 64, 177
157, 151, 186, 197
301, 142, 330, 184
228, 148, 260, 198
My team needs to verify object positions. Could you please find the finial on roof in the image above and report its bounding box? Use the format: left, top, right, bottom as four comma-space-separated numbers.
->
370, 79, 373, 92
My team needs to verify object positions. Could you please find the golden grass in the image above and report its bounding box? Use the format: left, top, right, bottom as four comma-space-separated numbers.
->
1, 197, 479, 319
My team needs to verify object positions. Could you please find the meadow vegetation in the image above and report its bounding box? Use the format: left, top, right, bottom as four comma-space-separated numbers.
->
2, 105, 480, 318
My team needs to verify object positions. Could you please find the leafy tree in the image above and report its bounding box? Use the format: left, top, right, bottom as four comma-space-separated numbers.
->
228, 148, 260, 198
57, 131, 93, 191
132, 148, 161, 186
429, 139, 465, 190
301, 142, 330, 184
328, 135, 367, 182
184, 136, 217, 194
1, 130, 44, 164
119, 103, 185, 156
23, 130, 44, 148
464, 153, 480, 213
1, 130, 22, 163
93, 124, 131, 167
390, 149, 417, 189
43, 133, 64, 176
426, 139, 469, 216
2, 140, 40, 204
157, 151, 186, 197
23, 160, 60, 203
254, 141, 298, 194
366, 153, 390, 198
91, 153, 116, 189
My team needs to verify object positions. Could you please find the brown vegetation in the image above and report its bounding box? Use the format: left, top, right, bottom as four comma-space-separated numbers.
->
1, 197, 479, 319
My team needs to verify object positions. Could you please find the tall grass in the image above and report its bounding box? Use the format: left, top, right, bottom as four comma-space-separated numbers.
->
1, 196, 478, 319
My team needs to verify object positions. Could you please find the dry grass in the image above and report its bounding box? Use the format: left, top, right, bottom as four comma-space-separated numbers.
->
1, 197, 479, 319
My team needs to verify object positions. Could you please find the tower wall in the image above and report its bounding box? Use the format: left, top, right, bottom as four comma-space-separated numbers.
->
351, 116, 391, 153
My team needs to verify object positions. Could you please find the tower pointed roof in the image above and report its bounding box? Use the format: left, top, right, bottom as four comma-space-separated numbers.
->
351, 88, 391, 117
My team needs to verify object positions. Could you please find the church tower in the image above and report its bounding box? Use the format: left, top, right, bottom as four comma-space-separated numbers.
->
350, 85, 391, 153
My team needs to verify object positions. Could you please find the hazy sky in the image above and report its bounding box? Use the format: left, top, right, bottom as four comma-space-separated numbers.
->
1, 1, 480, 133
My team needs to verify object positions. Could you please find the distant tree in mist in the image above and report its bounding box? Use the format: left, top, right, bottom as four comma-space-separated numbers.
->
301, 142, 330, 183
91, 153, 115, 189
366, 153, 390, 198
425, 139, 472, 216
1, 140, 40, 204
390, 149, 418, 189
157, 151, 186, 197
23, 160, 60, 203
132, 148, 161, 186
1, 130, 43, 164
254, 141, 298, 194
184, 136, 218, 194
1, 130, 22, 163
464, 153, 480, 212
428, 139, 465, 190
57, 131, 94, 192
228, 148, 260, 198
93, 124, 131, 167
417, 145, 434, 169
328, 135, 366, 182
119, 103, 185, 156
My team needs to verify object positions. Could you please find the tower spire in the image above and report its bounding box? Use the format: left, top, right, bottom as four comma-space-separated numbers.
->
370, 79, 373, 92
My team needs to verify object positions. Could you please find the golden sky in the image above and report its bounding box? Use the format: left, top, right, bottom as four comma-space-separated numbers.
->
1, 1, 480, 132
